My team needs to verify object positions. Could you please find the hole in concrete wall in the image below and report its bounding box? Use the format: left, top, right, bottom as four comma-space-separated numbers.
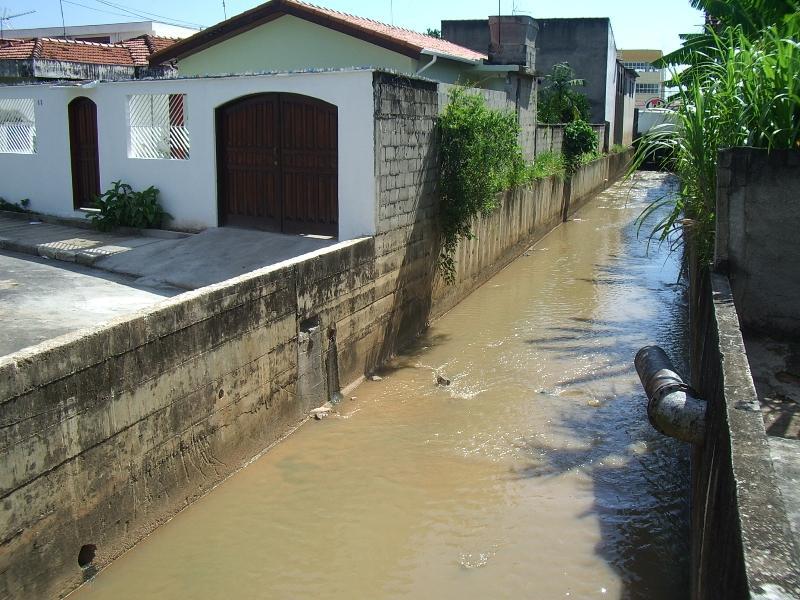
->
78, 544, 96, 569
218, 388, 225, 399
299, 315, 320, 333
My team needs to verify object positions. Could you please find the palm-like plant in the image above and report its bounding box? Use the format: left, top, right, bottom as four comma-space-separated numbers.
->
632, 4, 800, 265
537, 62, 590, 124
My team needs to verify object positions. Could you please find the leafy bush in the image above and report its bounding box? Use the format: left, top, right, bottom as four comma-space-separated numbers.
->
563, 120, 598, 171
89, 180, 171, 232
610, 144, 630, 154
437, 87, 524, 283
0, 197, 30, 213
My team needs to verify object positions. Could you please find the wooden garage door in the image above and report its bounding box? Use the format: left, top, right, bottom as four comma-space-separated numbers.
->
68, 97, 100, 210
217, 93, 338, 236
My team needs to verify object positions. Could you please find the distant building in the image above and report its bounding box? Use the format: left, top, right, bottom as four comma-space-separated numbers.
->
532, 18, 637, 147
0, 36, 179, 82
619, 49, 665, 108
3, 21, 199, 44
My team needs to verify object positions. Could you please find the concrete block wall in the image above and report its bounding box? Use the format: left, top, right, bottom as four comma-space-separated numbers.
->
0, 72, 631, 600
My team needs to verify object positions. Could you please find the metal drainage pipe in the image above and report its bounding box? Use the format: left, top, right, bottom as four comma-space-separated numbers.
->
634, 345, 707, 444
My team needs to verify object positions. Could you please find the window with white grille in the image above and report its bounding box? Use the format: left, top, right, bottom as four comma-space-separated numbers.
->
128, 93, 189, 160
0, 98, 36, 154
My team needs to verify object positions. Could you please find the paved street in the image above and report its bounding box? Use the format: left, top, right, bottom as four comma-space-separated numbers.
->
0, 251, 180, 356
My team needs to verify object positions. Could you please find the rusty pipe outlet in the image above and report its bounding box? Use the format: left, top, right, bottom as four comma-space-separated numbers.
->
634, 346, 707, 444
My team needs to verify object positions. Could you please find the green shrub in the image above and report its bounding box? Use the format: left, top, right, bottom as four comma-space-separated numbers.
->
610, 144, 630, 154
437, 87, 524, 283
90, 180, 171, 232
564, 120, 598, 158
0, 197, 30, 213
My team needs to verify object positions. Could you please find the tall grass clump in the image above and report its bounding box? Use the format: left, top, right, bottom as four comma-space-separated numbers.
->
632, 13, 800, 264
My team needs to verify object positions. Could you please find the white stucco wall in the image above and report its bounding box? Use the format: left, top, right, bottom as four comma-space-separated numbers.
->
604, 24, 618, 139
0, 69, 376, 240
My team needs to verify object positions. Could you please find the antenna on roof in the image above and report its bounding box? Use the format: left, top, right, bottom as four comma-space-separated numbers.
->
0, 8, 36, 40
222, 0, 227, 19
390, 0, 393, 25
58, 0, 66, 38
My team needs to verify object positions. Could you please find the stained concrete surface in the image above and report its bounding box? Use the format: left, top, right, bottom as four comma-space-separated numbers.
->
0, 214, 338, 291
0, 250, 179, 356
94, 227, 337, 289
770, 437, 800, 546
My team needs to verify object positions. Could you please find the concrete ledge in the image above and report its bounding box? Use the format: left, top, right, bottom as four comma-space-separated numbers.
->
690, 267, 800, 599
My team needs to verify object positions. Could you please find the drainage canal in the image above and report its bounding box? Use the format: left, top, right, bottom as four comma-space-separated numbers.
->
73, 172, 690, 599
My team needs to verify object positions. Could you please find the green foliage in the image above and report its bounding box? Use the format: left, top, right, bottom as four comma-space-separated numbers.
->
90, 180, 171, 232
610, 144, 630, 154
520, 151, 567, 181
563, 120, 599, 172
578, 150, 603, 165
425, 27, 441, 38
632, 16, 800, 265
0, 197, 30, 213
537, 62, 591, 124
437, 87, 524, 283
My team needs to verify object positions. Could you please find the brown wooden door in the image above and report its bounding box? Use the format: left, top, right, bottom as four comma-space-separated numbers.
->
217, 93, 338, 236
68, 97, 100, 209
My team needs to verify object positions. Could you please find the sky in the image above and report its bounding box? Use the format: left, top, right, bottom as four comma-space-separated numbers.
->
7, 0, 705, 53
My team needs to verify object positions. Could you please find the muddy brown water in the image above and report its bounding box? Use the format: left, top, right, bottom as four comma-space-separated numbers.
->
73, 173, 690, 599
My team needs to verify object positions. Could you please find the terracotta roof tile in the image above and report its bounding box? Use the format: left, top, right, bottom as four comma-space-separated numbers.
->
121, 35, 180, 66
288, 0, 487, 62
0, 39, 38, 60
36, 38, 135, 64
0, 35, 179, 67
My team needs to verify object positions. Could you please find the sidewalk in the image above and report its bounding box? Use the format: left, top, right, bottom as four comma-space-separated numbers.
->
0, 213, 338, 290
0, 212, 177, 266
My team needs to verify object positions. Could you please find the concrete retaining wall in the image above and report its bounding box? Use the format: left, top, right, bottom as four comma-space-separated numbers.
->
689, 266, 800, 599
0, 72, 630, 599
715, 148, 800, 337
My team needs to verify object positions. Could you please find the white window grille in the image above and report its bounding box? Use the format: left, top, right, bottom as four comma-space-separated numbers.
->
129, 93, 189, 160
0, 98, 36, 154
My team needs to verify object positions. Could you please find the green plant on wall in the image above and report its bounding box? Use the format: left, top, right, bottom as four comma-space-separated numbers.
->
563, 120, 599, 172
437, 87, 524, 283
90, 180, 171, 232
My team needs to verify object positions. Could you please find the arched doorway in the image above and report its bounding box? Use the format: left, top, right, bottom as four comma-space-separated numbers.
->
68, 97, 100, 209
216, 93, 338, 236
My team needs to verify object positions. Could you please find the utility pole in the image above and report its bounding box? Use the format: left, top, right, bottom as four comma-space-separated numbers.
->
0, 8, 36, 40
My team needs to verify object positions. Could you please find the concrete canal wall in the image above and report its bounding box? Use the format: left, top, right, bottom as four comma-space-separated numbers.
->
0, 72, 631, 599
689, 148, 800, 599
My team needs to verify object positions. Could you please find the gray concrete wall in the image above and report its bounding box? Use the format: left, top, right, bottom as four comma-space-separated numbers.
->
715, 148, 800, 337
689, 266, 800, 599
534, 19, 612, 127
0, 72, 630, 600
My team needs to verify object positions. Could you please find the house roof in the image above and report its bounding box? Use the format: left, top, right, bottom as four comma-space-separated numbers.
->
150, 0, 487, 66
0, 35, 179, 67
